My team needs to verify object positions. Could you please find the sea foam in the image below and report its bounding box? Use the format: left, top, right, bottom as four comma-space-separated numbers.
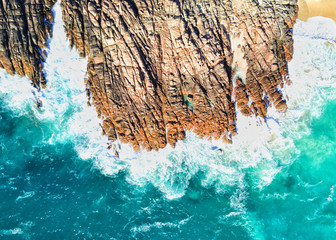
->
0, 2, 335, 203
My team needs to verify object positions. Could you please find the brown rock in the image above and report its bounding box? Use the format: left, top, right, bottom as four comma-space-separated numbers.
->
0, 0, 298, 151
60, 0, 297, 151
0, 0, 57, 89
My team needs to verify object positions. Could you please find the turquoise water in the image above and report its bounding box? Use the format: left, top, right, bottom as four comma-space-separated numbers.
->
0, 5, 336, 239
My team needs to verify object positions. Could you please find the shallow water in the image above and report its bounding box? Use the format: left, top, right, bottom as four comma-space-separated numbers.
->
0, 4, 336, 240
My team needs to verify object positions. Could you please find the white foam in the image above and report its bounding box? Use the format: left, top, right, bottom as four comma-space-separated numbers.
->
0, 3, 335, 206
15, 191, 35, 202
327, 185, 335, 202
130, 217, 191, 236
43, 3, 122, 172
0, 70, 35, 115
294, 17, 336, 41
0, 228, 23, 236
116, 17, 336, 199
0, 3, 120, 172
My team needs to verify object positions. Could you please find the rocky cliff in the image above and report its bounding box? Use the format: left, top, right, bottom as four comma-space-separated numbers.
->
61, 0, 297, 151
0, 0, 298, 151
0, 0, 56, 89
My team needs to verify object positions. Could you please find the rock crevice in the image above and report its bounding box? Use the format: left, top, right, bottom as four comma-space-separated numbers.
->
0, 0, 298, 151
61, 0, 297, 151
0, 0, 57, 88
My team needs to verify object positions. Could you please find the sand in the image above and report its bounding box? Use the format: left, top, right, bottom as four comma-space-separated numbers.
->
298, 0, 336, 22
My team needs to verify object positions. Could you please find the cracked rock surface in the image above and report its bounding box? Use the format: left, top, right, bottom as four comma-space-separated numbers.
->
0, 0, 56, 88
61, 0, 297, 151
0, 0, 298, 151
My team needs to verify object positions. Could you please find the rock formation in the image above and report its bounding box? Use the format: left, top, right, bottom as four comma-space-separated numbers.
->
0, 0, 57, 89
0, 0, 298, 151
61, 0, 297, 151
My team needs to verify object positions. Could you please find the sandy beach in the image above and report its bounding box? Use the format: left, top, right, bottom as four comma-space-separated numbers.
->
298, 0, 336, 22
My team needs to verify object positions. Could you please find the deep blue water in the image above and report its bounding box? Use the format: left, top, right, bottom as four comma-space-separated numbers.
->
0, 7, 336, 240
1, 93, 336, 239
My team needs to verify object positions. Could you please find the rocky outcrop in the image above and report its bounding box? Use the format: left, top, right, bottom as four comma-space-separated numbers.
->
0, 0, 56, 89
0, 0, 298, 151
61, 0, 297, 151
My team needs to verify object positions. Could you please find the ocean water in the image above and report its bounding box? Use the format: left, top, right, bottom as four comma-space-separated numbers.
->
0, 3, 336, 239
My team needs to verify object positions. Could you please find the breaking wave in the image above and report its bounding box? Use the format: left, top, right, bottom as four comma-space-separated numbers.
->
0, 1, 335, 204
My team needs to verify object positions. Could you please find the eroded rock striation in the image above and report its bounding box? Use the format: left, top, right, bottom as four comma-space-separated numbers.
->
0, 0, 298, 151
61, 0, 297, 151
0, 0, 57, 88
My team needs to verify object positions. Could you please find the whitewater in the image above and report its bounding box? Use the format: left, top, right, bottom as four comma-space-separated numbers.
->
0, 3, 335, 239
